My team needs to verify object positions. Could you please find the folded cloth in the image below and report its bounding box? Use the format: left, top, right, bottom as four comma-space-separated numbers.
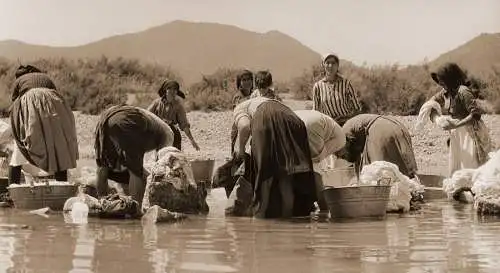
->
225, 176, 253, 217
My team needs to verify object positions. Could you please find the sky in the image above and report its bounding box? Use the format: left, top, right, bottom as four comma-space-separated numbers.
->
0, 0, 498, 66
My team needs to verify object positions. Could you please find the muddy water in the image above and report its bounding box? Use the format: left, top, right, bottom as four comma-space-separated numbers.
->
1, 189, 500, 273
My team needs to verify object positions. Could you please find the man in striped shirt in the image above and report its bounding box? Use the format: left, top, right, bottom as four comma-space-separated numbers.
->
312, 53, 362, 126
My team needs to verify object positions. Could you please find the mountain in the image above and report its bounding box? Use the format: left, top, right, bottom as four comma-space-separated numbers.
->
0, 20, 322, 84
429, 33, 500, 77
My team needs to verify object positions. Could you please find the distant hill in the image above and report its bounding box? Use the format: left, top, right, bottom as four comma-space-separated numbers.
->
430, 33, 500, 77
0, 20, 322, 84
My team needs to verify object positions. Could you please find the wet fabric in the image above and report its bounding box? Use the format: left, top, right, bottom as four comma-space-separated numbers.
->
10, 88, 78, 173
94, 105, 173, 178
250, 100, 316, 218
342, 114, 418, 178
225, 176, 253, 217
98, 194, 142, 219
212, 153, 251, 198
142, 147, 209, 214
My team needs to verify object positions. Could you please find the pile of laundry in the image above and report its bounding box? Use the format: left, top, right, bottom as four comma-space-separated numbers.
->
443, 150, 500, 214
65, 147, 207, 223
142, 147, 209, 215
356, 161, 425, 213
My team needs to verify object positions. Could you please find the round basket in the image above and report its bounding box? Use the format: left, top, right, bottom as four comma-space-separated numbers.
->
323, 185, 391, 219
190, 159, 215, 182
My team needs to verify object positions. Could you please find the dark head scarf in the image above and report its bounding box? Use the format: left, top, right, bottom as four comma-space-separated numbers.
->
431, 63, 468, 92
236, 70, 253, 91
158, 80, 186, 99
15, 65, 42, 79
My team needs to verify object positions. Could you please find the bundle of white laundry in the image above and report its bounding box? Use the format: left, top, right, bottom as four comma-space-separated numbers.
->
442, 150, 500, 214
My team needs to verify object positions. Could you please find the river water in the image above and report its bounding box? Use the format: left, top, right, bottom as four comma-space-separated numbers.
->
1, 188, 500, 273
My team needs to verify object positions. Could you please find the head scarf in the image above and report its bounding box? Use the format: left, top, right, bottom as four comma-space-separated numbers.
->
158, 80, 186, 99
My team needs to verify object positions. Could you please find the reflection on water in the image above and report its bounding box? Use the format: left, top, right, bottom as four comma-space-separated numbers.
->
1, 190, 500, 273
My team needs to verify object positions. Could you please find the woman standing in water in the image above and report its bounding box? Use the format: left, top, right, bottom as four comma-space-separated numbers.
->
94, 105, 174, 204
337, 114, 418, 179
9, 65, 79, 184
147, 80, 200, 151
294, 109, 347, 212
429, 63, 492, 176
233, 71, 317, 219
312, 53, 362, 126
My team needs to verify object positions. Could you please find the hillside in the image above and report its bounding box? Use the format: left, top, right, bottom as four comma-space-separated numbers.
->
0, 20, 321, 84
430, 33, 500, 76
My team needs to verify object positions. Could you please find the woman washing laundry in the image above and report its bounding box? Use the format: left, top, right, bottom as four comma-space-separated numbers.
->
147, 80, 200, 151
9, 65, 79, 184
233, 71, 317, 219
428, 63, 492, 176
294, 109, 346, 212
336, 114, 418, 179
94, 105, 174, 205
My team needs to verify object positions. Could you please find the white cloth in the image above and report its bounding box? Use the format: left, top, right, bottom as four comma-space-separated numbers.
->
449, 125, 478, 176
415, 100, 441, 131
357, 161, 424, 212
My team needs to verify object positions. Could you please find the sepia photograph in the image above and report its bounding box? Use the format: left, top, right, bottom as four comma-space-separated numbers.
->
0, 0, 499, 272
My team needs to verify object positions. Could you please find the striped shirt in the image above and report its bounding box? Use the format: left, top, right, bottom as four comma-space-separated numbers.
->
312, 75, 362, 125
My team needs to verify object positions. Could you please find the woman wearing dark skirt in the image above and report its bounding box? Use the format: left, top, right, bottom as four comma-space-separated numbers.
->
94, 105, 174, 204
337, 114, 418, 178
233, 72, 317, 219
147, 80, 199, 151
9, 65, 79, 184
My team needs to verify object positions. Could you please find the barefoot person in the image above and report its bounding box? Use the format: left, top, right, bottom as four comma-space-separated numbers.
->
147, 80, 200, 151
94, 105, 174, 204
9, 64, 79, 184
233, 71, 318, 218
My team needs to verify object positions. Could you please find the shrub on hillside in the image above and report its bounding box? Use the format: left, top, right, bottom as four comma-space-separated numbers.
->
0, 57, 181, 115
290, 62, 500, 115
